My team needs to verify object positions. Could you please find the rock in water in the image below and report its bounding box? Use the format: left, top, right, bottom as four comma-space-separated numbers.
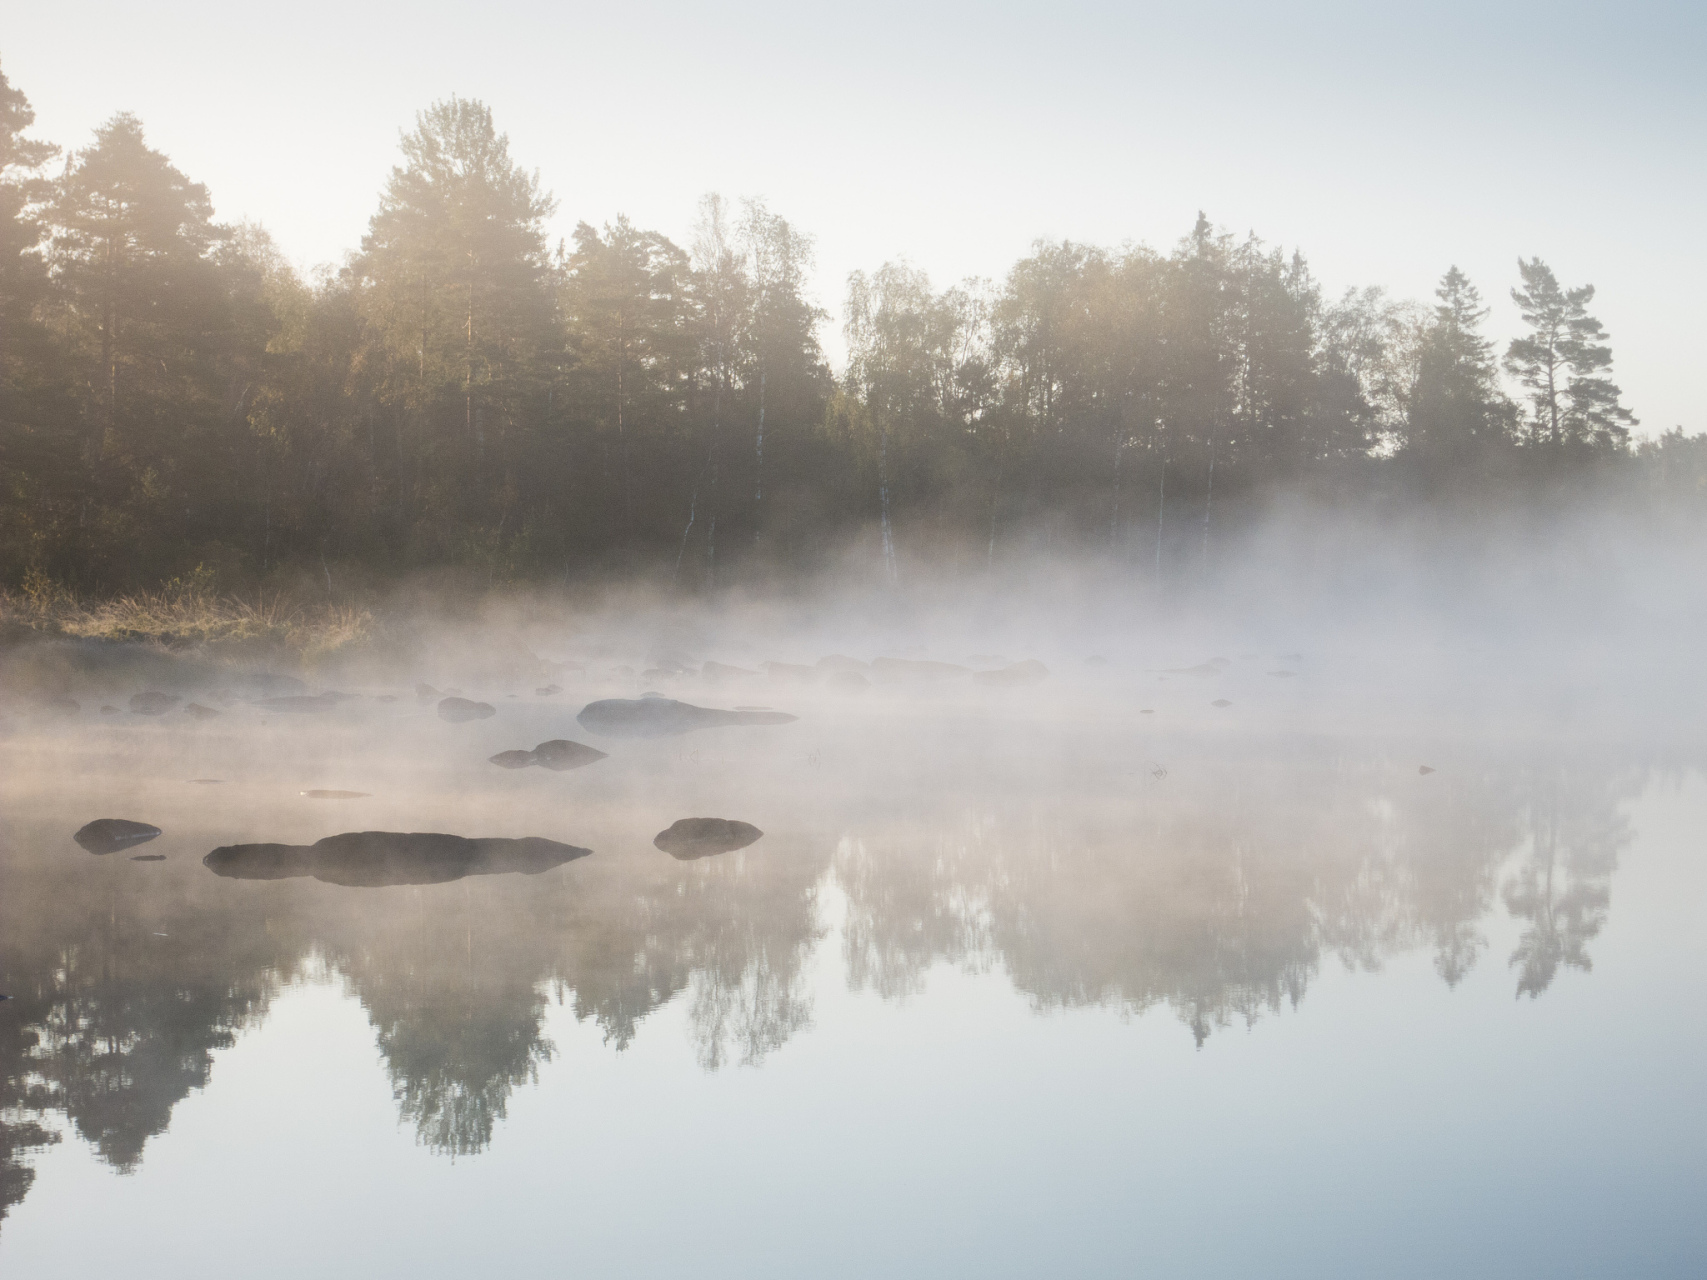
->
701, 660, 761, 681
439, 696, 496, 723
130, 854, 167, 862
255, 694, 337, 713
301, 789, 371, 799
972, 659, 1049, 687
1211, 699, 1233, 708
654, 818, 764, 860
75, 818, 162, 855
1419, 765, 1436, 776
1161, 658, 1231, 678
815, 655, 869, 677
532, 739, 607, 771
870, 657, 970, 684
489, 740, 607, 771
577, 697, 795, 739
129, 691, 180, 715
201, 841, 316, 880
184, 702, 222, 720
204, 832, 591, 887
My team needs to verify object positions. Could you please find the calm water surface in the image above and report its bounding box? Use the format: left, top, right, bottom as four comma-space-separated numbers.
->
1, 658, 1703, 1278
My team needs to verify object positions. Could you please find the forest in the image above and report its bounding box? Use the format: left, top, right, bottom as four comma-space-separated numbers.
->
0, 59, 1699, 598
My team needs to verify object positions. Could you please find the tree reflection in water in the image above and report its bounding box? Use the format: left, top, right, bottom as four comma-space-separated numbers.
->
0, 741, 1668, 1214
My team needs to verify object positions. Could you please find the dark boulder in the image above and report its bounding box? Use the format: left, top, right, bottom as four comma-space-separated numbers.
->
488, 740, 608, 771
255, 694, 338, 713
75, 818, 162, 855
815, 655, 868, 677
701, 660, 761, 681
972, 659, 1049, 687
204, 831, 591, 887
577, 697, 795, 739
532, 739, 608, 771
871, 657, 969, 684
439, 696, 496, 723
654, 818, 764, 860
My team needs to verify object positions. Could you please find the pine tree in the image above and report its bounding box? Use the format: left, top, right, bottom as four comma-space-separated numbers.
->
351, 97, 558, 544
1504, 258, 1635, 451
45, 113, 238, 578
1403, 267, 1513, 460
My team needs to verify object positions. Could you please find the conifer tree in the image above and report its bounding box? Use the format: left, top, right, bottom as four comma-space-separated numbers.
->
1504, 258, 1635, 451
1404, 267, 1513, 460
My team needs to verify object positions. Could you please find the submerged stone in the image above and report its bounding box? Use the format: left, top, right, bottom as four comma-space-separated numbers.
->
577, 697, 795, 739
654, 818, 764, 860
255, 694, 338, 713
130, 854, 167, 862
972, 659, 1049, 687
439, 696, 496, 723
701, 660, 761, 680
488, 740, 608, 771
75, 818, 162, 855
532, 739, 607, 771
871, 657, 969, 684
204, 831, 591, 887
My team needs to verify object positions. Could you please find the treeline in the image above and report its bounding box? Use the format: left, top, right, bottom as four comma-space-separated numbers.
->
0, 62, 1689, 594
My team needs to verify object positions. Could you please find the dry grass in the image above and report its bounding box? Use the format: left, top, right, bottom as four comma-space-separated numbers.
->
0, 567, 375, 664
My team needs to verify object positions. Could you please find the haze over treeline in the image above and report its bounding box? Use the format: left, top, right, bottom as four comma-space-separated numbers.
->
0, 61, 1698, 596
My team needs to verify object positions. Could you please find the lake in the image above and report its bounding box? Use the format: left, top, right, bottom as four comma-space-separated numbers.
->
2, 646, 1703, 1278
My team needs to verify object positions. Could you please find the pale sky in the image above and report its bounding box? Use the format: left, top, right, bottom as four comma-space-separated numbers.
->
7, 0, 1703, 433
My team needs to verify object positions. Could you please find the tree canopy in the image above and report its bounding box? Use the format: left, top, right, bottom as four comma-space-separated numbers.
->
0, 66, 1671, 596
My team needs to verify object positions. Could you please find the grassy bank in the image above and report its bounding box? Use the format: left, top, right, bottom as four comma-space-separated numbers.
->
0, 567, 375, 667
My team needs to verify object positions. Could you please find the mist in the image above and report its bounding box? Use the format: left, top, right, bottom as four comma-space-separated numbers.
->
3, 22, 1705, 1280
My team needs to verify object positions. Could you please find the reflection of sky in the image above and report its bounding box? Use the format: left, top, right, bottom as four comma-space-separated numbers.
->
6, 0, 1703, 432
3, 778, 1703, 1278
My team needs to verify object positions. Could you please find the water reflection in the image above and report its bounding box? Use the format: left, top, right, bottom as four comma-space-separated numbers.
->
834, 746, 1643, 1046
0, 734, 1675, 1219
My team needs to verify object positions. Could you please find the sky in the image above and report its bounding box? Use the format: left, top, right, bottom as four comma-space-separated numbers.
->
6, 0, 1703, 434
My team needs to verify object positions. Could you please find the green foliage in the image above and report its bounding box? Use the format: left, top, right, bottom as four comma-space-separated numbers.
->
0, 68, 1673, 595
1505, 257, 1636, 451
